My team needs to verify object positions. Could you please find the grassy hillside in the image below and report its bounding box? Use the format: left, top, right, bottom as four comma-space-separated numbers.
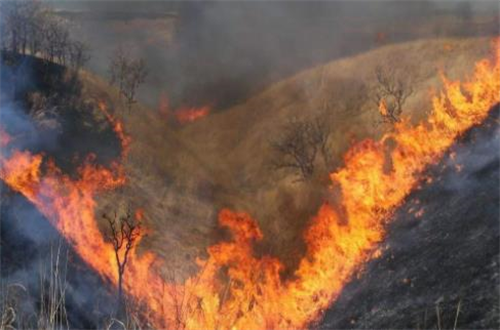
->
78, 37, 493, 278
175, 37, 492, 266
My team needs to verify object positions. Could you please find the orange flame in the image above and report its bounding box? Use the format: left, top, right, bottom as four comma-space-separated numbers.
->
175, 105, 211, 124
1, 40, 499, 329
378, 98, 389, 117
157, 92, 211, 124
97, 100, 131, 158
0, 127, 12, 148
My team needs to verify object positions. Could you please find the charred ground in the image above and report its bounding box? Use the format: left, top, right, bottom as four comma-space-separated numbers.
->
320, 107, 500, 329
0, 53, 123, 328
0, 9, 498, 326
0, 52, 122, 173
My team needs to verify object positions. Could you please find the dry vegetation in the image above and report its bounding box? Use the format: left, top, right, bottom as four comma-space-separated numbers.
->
0, 28, 495, 327
75, 37, 494, 280
1, 242, 69, 330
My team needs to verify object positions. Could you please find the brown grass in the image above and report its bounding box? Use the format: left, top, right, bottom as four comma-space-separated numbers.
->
78, 37, 492, 279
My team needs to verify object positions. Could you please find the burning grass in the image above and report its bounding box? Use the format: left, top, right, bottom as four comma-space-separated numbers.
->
1, 39, 499, 329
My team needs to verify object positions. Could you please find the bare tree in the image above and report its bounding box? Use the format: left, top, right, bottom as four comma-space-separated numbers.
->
309, 117, 331, 168
0, 1, 23, 53
270, 115, 332, 180
108, 46, 148, 111
41, 16, 70, 64
104, 210, 141, 316
122, 58, 147, 110
372, 63, 414, 123
67, 40, 90, 72
108, 46, 128, 94
1, 0, 88, 71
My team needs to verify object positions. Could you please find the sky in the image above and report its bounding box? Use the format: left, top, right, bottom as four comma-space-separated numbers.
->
43, 0, 500, 11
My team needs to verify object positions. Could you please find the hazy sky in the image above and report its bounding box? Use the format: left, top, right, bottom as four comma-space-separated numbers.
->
42, 0, 500, 11
46, 1, 499, 110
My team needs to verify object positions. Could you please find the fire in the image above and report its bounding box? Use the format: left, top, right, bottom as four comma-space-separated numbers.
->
157, 92, 211, 124
0, 127, 12, 147
378, 98, 389, 117
97, 100, 131, 157
1, 40, 499, 329
175, 105, 211, 124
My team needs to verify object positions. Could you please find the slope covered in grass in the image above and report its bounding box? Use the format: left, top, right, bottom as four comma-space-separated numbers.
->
75, 37, 494, 278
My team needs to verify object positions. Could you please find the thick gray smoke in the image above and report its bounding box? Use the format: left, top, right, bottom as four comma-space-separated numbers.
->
50, 1, 498, 110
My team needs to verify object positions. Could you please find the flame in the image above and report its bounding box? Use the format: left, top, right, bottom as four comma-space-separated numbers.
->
157, 92, 211, 124
175, 105, 211, 124
378, 98, 389, 117
97, 100, 131, 158
1, 40, 499, 329
0, 127, 12, 148
443, 43, 454, 52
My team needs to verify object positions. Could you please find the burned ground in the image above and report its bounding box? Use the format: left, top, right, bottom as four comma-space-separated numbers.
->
320, 107, 500, 329
0, 53, 122, 174
0, 53, 122, 329
0, 183, 116, 329
0, 20, 498, 328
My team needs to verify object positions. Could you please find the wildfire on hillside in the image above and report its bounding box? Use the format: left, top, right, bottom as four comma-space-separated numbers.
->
1, 40, 499, 330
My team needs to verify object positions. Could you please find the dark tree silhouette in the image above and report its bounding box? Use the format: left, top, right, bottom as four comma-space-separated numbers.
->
372, 64, 414, 124
104, 210, 141, 316
271, 115, 332, 180
108, 46, 148, 111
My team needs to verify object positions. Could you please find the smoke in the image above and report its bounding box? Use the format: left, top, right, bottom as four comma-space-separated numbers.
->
0, 57, 117, 329
0, 58, 62, 154
50, 1, 498, 111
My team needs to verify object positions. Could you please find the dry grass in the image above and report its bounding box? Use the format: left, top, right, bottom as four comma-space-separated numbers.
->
1, 241, 69, 330
76, 37, 492, 279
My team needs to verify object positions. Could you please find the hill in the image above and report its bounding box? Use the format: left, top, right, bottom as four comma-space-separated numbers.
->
174, 37, 494, 265
80, 37, 494, 277
1, 35, 497, 328
320, 107, 499, 329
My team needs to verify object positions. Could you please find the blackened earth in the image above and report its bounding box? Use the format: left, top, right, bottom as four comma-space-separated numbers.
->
321, 107, 499, 329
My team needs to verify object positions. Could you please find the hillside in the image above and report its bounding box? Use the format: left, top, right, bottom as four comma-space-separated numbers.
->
175, 37, 493, 265
1, 34, 498, 328
321, 107, 499, 329
72, 36, 495, 278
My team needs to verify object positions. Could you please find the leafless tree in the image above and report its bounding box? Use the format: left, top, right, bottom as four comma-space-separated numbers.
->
1, 1, 89, 71
108, 46, 128, 94
122, 58, 147, 110
108, 46, 148, 111
104, 210, 141, 316
67, 40, 91, 73
270, 115, 332, 180
41, 16, 70, 64
0, 1, 24, 53
309, 117, 331, 168
372, 63, 414, 123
